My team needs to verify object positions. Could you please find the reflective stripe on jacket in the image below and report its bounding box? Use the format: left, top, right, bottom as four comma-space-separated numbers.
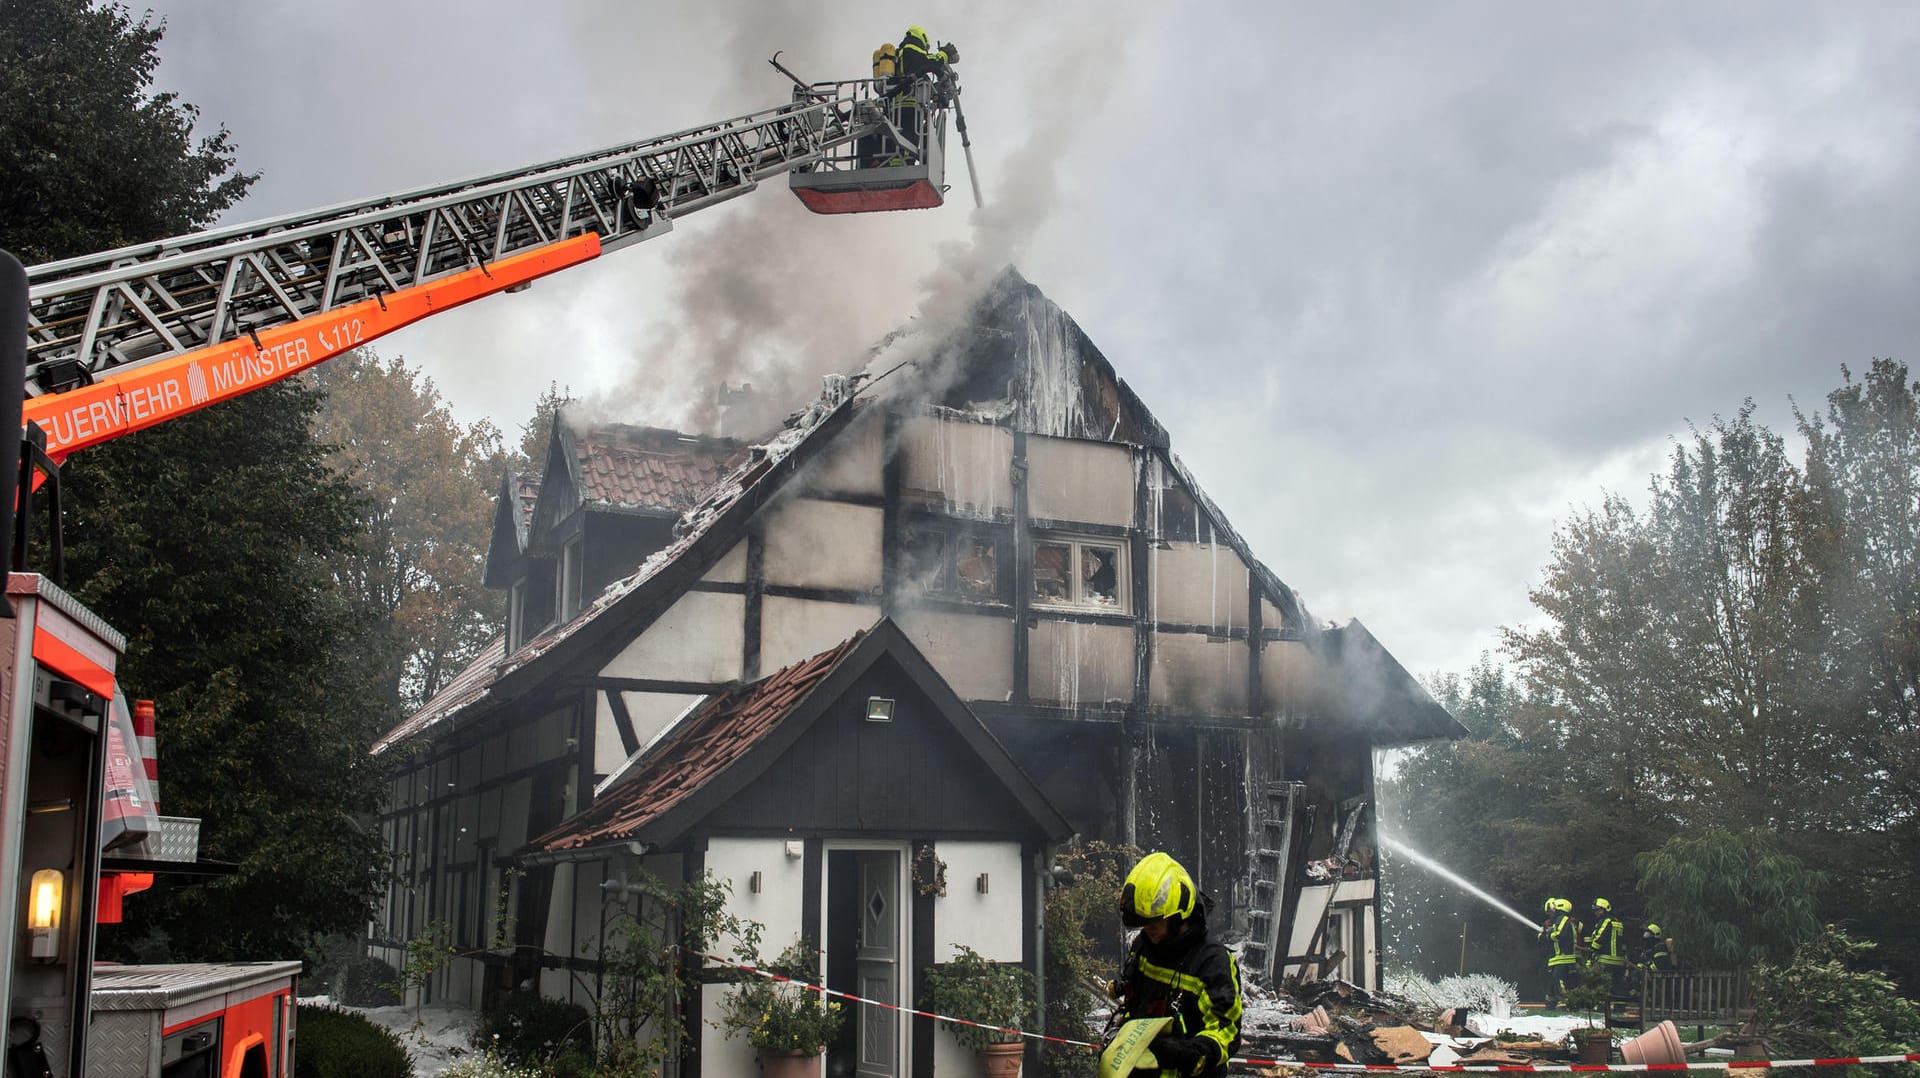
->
1120, 925, 1243, 1077
1541, 915, 1579, 967
1588, 917, 1626, 967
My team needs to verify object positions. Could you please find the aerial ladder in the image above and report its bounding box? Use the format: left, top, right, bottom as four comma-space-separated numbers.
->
16, 66, 966, 464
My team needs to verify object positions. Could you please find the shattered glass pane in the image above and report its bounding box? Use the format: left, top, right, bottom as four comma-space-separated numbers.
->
901, 529, 948, 594
1082, 545, 1121, 606
1032, 542, 1072, 602
956, 536, 997, 598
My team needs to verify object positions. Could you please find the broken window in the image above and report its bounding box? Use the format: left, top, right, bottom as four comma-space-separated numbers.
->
1033, 536, 1126, 610
956, 535, 998, 597
902, 525, 1003, 601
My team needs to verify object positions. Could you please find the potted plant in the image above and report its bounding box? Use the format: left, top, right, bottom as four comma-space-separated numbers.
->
720, 938, 844, 1078
922, 944, 1037, 1078
1559, 965, 1615, 1064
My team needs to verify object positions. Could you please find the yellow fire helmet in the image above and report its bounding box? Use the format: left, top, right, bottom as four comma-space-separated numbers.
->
1120, 852, 1197, 927
1553, 898, 1574, 914
1646, 923, 1663, 935
906, 25, 930, 46
1593, 897, 1612, 912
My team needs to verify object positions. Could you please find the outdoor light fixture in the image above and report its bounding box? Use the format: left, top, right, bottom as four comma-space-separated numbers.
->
784, 840, 804, 860
749, 871, 763, 894
976, 872, 990, 895
865, 697, 895, 723
27, 868, 62, 960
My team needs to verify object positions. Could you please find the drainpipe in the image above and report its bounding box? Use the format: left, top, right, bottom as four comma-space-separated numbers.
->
1033, 846, 1051, 1072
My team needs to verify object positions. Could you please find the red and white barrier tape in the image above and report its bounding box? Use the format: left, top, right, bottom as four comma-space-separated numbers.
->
694, 952, 1918, 1072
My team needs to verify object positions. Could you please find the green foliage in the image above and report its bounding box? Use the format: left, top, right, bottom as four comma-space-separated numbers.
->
721, 937, 845, 1055
591, 870, 763, 1076
1556, 964, 1614, 1027
312, 350, 506, 708
1384, 363, 1920, 990
922, 944, 1037, 1051
1749, 926, 1920, 1078
1634, 830, 1822, 968
471, 992, 592, 1068
1042, 840, 1138, 1073
0, 0, 256, 265
67, 382, 392, 962
337, 954, 403, 1007
293, 1005, 413, 1078
439, 1049, 551, 1078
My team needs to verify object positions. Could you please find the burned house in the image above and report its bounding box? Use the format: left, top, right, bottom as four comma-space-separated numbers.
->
370, 269, 1461, 1071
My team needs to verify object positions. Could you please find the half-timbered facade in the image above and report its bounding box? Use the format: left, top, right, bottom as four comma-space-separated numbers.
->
370, 269, 1461, 1063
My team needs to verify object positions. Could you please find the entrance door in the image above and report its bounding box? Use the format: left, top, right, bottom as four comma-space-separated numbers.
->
855, 850, 901, 1078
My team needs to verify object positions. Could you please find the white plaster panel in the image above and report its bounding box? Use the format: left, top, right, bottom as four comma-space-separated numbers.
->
1026, 435, 1134, 527
1261, 597, 1284, 632
600, 591, 745, 682
1149, 541, 1250, 629
761, 499, 884, 591
706, 837, 806, 963
1149, 632, 1250, 714
702, 539, 747, 584
758, 597, 881, 673
700, 986, 768, 1078
593, 692, 622, 777
1260, 639, 1321, 717
895, 610, 1013, 701
930, 842, 1024, 962
543, 862, 575, 970
571, 859, 606, 957
1027, 620, 1133, 708
899, 416, 1014, 517
935, 1027, 975, 1076
805, 411, 885, 496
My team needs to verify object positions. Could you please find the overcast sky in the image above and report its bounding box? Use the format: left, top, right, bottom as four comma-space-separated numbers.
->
145, 2, 1920, 679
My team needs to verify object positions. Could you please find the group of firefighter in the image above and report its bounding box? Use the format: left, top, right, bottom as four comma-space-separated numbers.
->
1539, 896, 1678, 1006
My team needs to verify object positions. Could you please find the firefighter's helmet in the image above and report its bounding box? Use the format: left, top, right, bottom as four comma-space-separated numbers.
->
1553, 898, 1574, 913
1593, 897, 1612, 912
1120, 852, 1197, 927
1645, 923, 1662, 935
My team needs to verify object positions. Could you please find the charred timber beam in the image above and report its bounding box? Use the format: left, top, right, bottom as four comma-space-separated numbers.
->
1248, 573, 1264, 718
971, 701, 1269, 732
572, 676, 730, 696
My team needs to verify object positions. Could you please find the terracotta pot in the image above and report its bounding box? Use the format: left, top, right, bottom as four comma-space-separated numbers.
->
981, 1040, 1025, 1078
758, 1050, 821, 1078
1573, 1028, 1613, 1064
1621, 1020, 1685, 1066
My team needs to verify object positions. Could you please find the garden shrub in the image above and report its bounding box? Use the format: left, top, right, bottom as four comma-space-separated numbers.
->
294, 1004, 412, 1078
470, 991, 593, 1066
335, 955, 402, 1007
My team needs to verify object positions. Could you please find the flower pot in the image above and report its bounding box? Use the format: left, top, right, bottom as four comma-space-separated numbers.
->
758, 1050, 822, 1078
1573, 1028, 1613, 1064
980, 1040, 1025, 1078
1621, 1021, 1684, 1066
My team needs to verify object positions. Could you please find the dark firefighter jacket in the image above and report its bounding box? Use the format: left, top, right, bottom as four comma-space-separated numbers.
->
1540, 915, 1579, 968
1117, 896, 1242, 1077
894, 29, 950, 106
1588, 917, 1626, 968
1641, 934, 1676, 972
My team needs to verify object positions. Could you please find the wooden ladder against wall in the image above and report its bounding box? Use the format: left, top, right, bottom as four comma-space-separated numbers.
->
1245, 781, 1303, 985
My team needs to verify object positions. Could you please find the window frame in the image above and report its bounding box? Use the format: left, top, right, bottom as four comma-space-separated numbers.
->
899, 520, 1007, 604
1030, 533, 1128, 612
558, 537, 584, 620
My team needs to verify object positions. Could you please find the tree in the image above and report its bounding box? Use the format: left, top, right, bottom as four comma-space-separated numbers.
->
1634, 829, 1824, 968
312, 350, 504, 708
0, 0, 385, 961
62, 382, 392, 960
0, 0, 254, 265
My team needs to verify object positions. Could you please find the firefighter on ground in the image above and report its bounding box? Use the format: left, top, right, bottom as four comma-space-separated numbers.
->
1110, 852, 1243, 1076
1586, 898, 1628, 994
1539, 897, 1580, 1005
889, 25, 957, 161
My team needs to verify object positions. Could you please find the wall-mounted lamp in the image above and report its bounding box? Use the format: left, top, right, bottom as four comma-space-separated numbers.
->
749, 870, 763, 895
976, 872, 990, 895
865, 697, 895, 723
784, 840, 804, 860
28, 868, 63, 960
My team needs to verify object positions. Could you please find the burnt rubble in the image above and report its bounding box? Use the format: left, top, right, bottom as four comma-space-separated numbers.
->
1240, 978, 1587, 1070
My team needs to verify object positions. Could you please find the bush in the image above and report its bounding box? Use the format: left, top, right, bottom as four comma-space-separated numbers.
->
1043, 840, 1139, 1076
720, 938, 844, 1055
1749, 925, 1920, 1077
922, 944, 1037, 1051
294, 1005, 412, 1078
335, 955, 402, 1007
470, 991, 593, 1066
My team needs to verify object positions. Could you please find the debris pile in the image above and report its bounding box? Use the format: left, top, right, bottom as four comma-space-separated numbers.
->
1241, 978, 1606, 1072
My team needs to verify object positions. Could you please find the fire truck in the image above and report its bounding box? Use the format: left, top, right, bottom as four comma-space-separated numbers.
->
0, 59, 963, 1077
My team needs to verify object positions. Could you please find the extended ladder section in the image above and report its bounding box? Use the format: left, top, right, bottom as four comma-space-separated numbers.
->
20, 86, 889, 459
